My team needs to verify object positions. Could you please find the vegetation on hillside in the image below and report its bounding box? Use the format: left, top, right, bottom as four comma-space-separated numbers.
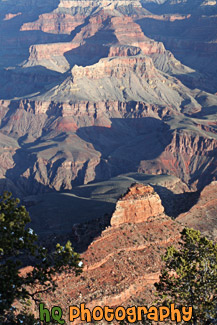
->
0, 191, 82, 324
155, 228, 217, 324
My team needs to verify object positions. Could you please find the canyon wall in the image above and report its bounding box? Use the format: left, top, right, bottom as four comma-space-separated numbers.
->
0, 96, 217, 195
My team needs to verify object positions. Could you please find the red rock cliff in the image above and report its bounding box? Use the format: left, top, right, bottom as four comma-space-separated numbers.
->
111, 184, 164, 226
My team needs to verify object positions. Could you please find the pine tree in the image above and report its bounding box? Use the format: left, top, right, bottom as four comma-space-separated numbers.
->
0, 191, 83, 324
155, 228, 217, 324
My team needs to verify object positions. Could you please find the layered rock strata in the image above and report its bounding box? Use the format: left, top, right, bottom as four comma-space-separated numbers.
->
111, 184, 164, 226
0, 97, 217, 195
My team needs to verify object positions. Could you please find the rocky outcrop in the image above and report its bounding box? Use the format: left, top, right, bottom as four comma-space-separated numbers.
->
23, 9, 166, 72
72, 14, 165, 55
4, 12, 22, 21
71, 55, 156, 80
28, 42, 80, 61
108, 45, 142, 57
1, 0, 217, 195
19, 0, 144, 36
139, 130, 217, 189
111, 184, 164, 226
39, 53, 199, 104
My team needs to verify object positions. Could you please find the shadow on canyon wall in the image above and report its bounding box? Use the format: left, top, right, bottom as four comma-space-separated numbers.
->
153, 184, 200, 219
137, 15, 217, 92
4, 116, 173, 192
1, 115, 212, 251
77, 116, 172, 180
0, 0, 65, 66
0, 0, 71, 98
0, 67, 66, 99
0, 173, 203, 254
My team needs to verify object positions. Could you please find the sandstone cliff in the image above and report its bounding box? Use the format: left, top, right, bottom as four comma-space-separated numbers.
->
20, 13, 85, 34
111, 184, 164, 226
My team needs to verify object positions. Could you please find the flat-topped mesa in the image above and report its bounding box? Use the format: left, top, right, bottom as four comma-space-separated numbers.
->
110, 184, 165, 226
58, 0, 143, 9
71, 55, 155, 80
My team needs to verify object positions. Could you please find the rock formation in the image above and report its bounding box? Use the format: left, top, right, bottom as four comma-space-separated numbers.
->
1, 2, 216, 322
111, 184, 164, 226
20, 13, 85, 34
137, 1, 217, 91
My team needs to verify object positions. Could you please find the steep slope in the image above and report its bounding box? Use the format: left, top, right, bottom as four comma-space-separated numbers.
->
23, 6, 195, 78
177, 181, 217, 240
0, 0, 197, 92
35, 55, 198, 105
1, 91, 217, 196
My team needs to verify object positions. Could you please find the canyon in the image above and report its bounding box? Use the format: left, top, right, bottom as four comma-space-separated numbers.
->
0, 0, 217, 200
0, 0, 217, 237
1, 1, 217, 322
0, 0, 216, 230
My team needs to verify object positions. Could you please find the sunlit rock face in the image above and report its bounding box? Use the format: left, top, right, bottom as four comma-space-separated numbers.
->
111, 184, 165, 226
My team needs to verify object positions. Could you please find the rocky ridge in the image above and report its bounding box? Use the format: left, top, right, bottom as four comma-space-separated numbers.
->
137, 1, 217, 91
